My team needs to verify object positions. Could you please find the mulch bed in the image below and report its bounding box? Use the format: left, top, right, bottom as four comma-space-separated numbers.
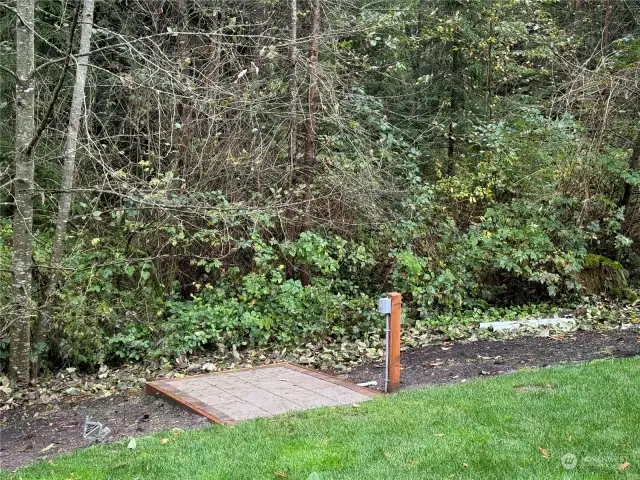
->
2, 328, 639, 471
340, 329, 640, 390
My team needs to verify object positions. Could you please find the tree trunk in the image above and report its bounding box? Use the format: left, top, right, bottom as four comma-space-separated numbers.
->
300, 0, 320, 287
34, 0, 95, 371
487, 0, 494, 121
621, 129, 640, 210
603, 0, 612, 46
411, 0, 427, 119
447, 27, 462, 177
10, 0, 36, 386
285, 0, 299, 280
289, 0, 298, 174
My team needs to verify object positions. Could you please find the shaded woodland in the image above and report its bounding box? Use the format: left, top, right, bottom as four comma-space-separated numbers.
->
0, 0, 638, 384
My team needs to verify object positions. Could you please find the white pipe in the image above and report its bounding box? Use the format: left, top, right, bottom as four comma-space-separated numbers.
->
385, 313, 390, 393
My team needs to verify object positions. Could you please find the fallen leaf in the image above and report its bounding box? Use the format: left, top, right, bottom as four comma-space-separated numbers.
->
567, 435, 573, 441
539, 448, 550, 458
619, 462, 631, 471
275, 472, 287, 478
352, 403, 361, 408
550, 334, 567, 341
39, 443, 55, 453
434, 433, 444, 437
160, 438, 170, 445
384, 452, 392, 457
322, 439, 328, 445
236, 69, 248, 82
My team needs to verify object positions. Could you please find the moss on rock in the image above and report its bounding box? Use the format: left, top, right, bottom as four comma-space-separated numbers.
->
577, 255, 627, 296
610, 288, 639, 302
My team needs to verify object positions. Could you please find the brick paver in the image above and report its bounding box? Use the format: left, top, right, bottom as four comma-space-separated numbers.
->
146, 363, 378, 424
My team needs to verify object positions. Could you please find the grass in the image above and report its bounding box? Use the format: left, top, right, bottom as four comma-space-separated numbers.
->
3, 358, 640, 479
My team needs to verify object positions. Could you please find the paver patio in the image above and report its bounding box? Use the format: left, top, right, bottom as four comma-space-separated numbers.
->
145, 363, 379, 424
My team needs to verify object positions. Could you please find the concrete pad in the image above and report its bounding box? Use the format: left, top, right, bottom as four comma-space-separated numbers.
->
479, 317, 576, 333
145, 363, 379, 424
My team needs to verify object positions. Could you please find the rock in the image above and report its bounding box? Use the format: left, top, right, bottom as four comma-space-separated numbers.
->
479, 317, 576, 333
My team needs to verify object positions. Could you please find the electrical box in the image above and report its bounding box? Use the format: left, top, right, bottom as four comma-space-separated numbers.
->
378, 297, 391, 315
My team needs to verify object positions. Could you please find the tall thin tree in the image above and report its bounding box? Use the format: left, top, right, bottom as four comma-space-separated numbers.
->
34, 0, 96, 371
289, 0, 298, 172
486, 0, 494, 121
447, 25, 462, 177
300, 0, 320, 286
286, 0, 299, 280
10, 0, 36, 385
603, 0, 612, 46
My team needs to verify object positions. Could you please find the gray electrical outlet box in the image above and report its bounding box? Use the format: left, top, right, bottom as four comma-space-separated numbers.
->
378, 297, 391, 315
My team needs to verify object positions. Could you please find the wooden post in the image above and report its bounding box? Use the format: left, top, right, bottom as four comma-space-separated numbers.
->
388, 292, 402, 392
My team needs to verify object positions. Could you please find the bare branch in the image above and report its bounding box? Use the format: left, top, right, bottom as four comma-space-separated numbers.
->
25, 0, 82, 156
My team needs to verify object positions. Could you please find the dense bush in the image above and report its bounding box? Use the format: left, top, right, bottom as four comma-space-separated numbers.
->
2, 111, 636, 368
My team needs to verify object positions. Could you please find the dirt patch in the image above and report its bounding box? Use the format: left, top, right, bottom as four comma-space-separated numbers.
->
0, 390, 210, 471
340, 329, 640, 390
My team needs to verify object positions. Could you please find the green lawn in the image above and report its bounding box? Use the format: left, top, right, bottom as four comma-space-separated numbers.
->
4, 358, 639, 479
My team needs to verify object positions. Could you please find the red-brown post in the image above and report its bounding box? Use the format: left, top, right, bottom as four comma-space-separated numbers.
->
388, 292, 402, 392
